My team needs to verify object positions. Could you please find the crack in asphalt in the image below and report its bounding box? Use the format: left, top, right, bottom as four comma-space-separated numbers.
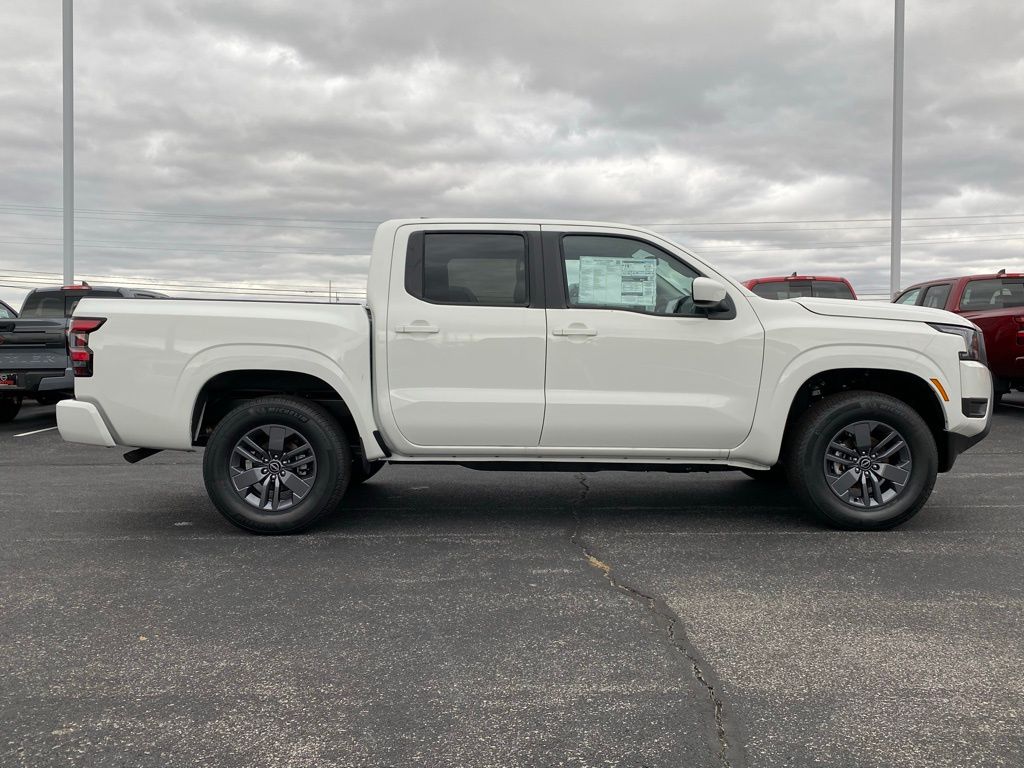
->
569, 473, 742, 768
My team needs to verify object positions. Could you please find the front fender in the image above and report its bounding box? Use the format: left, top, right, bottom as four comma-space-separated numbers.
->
731, 340, 949, 467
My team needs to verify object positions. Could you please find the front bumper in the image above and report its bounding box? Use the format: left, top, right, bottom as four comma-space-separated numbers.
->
56, 400, 117, 447
938, 360, 994, 472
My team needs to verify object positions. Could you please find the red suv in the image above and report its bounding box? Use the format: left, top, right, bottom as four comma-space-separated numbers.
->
743, 274, 857, 300
894, 270, 1024, 401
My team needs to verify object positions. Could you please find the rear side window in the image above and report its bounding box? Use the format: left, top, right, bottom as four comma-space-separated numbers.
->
921, 284, 951, 309
960, 278, 1024, 310
895, 288, 921, 305
812, 281, 855, 300
0, 304, 14, 319
410, 233, 528, 306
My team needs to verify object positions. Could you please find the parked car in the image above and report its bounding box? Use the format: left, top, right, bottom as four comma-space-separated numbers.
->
0, 283, 167, 422
894, 270, 1023, 401
743, 273, 857, 300
0, 298, 17, 319
57, 219, 991, 533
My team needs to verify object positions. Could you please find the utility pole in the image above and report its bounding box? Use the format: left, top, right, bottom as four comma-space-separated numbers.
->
890, 0, 905, 298
63, 0, 74, 285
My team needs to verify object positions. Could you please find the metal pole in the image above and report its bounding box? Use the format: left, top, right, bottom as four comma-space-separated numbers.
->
62, 0, 74, 285
890, 0, 904, 298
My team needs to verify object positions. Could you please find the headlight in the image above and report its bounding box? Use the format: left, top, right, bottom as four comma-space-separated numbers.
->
928, 322, 986, 363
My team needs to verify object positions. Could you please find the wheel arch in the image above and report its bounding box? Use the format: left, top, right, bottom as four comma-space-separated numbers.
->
732, 344, 953, 469
780, 368, 948, 467
189, 368, 378, 462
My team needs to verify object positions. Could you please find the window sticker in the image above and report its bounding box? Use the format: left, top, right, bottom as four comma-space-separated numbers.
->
578, 256, 657, 310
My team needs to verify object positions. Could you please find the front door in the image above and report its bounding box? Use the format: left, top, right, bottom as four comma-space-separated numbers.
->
541, 229, 764, 451
385, 225, 547, 448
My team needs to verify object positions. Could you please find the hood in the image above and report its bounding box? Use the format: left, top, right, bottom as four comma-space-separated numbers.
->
791, 297, 972, 326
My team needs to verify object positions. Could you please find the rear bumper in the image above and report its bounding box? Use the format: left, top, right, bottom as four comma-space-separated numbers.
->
56, 400, 117, 447
0, 368, 74, 394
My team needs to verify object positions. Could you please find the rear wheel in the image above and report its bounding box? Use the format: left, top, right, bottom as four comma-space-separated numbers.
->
203, 396, 351, 534
0, 396, 22, 423
785, 392, 937, 530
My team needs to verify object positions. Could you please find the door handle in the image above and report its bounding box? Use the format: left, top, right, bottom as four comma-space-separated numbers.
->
552, 327, 597, 336
395, 324, 439, 334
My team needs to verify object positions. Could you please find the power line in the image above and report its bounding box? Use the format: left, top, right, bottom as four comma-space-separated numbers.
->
6, 202, 1024, 229
0, 210, 380, 232
647, 212, 1024, 227
0, 275, 365, 299
0, 266, 367, 293
0, 238, 369, 258
699, 232, 1024, 254
0, 203, 381, 225
0, 271, 366, 296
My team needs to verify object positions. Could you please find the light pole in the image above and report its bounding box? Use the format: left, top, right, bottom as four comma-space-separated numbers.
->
890, 0, 905, 298
63, 0, 74, 285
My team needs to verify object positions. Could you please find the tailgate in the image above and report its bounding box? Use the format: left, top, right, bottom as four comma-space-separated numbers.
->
0, 319, 69, 372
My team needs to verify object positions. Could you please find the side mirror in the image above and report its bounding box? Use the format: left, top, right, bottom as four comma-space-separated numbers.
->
692, 277, 728, 308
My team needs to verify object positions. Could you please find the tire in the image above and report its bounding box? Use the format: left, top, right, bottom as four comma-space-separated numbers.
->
350, 460, 384, 485
739, 466, 787, 484
0, 396, 21, 423
202, 396, 351, 534
785, 391, 938, 530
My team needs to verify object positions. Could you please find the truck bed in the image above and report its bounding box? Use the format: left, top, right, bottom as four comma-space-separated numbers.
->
69, 297, 373, 450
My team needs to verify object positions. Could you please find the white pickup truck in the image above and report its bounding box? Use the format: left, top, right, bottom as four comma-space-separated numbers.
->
57, 218, 993, 533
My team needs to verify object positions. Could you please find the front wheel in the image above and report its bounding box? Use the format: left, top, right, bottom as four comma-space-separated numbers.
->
203, 396, 351, 534
785, 392, 938, 530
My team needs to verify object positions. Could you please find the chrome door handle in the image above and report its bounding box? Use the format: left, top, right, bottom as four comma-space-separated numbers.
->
552, 327, 597, 336
395, 324, 439, 334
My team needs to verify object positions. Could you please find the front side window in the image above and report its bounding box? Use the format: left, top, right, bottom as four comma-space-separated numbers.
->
960, 278, 1024, 311
895, 288, 921, 305
420, 233, 527, 306
561, 235, 701, 316
922, 284, 951, 309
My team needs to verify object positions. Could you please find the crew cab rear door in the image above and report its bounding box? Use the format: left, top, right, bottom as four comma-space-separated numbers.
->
539, 226, 764, 451
383, 224, 547, 448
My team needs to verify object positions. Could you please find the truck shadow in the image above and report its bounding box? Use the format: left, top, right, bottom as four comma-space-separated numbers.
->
321, 468, 811, 534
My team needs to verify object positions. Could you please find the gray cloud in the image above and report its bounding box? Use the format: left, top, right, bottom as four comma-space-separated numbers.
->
1, 0, 1022, 309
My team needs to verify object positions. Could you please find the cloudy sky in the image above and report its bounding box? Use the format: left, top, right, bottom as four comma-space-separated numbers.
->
1, 0, 1022, 309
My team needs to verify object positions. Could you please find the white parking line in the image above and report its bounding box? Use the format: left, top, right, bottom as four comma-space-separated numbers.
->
14, 426, 58, 438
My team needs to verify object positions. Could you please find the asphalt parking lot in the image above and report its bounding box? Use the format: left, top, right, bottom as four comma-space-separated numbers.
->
2, 398, 1023, 768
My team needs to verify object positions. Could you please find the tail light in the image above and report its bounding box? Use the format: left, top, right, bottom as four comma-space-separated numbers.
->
1015, 316, 1024, 345
67, 317, 106, 377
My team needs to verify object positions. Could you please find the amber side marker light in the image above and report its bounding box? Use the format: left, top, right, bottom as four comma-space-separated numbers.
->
930, 378, 950, 402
